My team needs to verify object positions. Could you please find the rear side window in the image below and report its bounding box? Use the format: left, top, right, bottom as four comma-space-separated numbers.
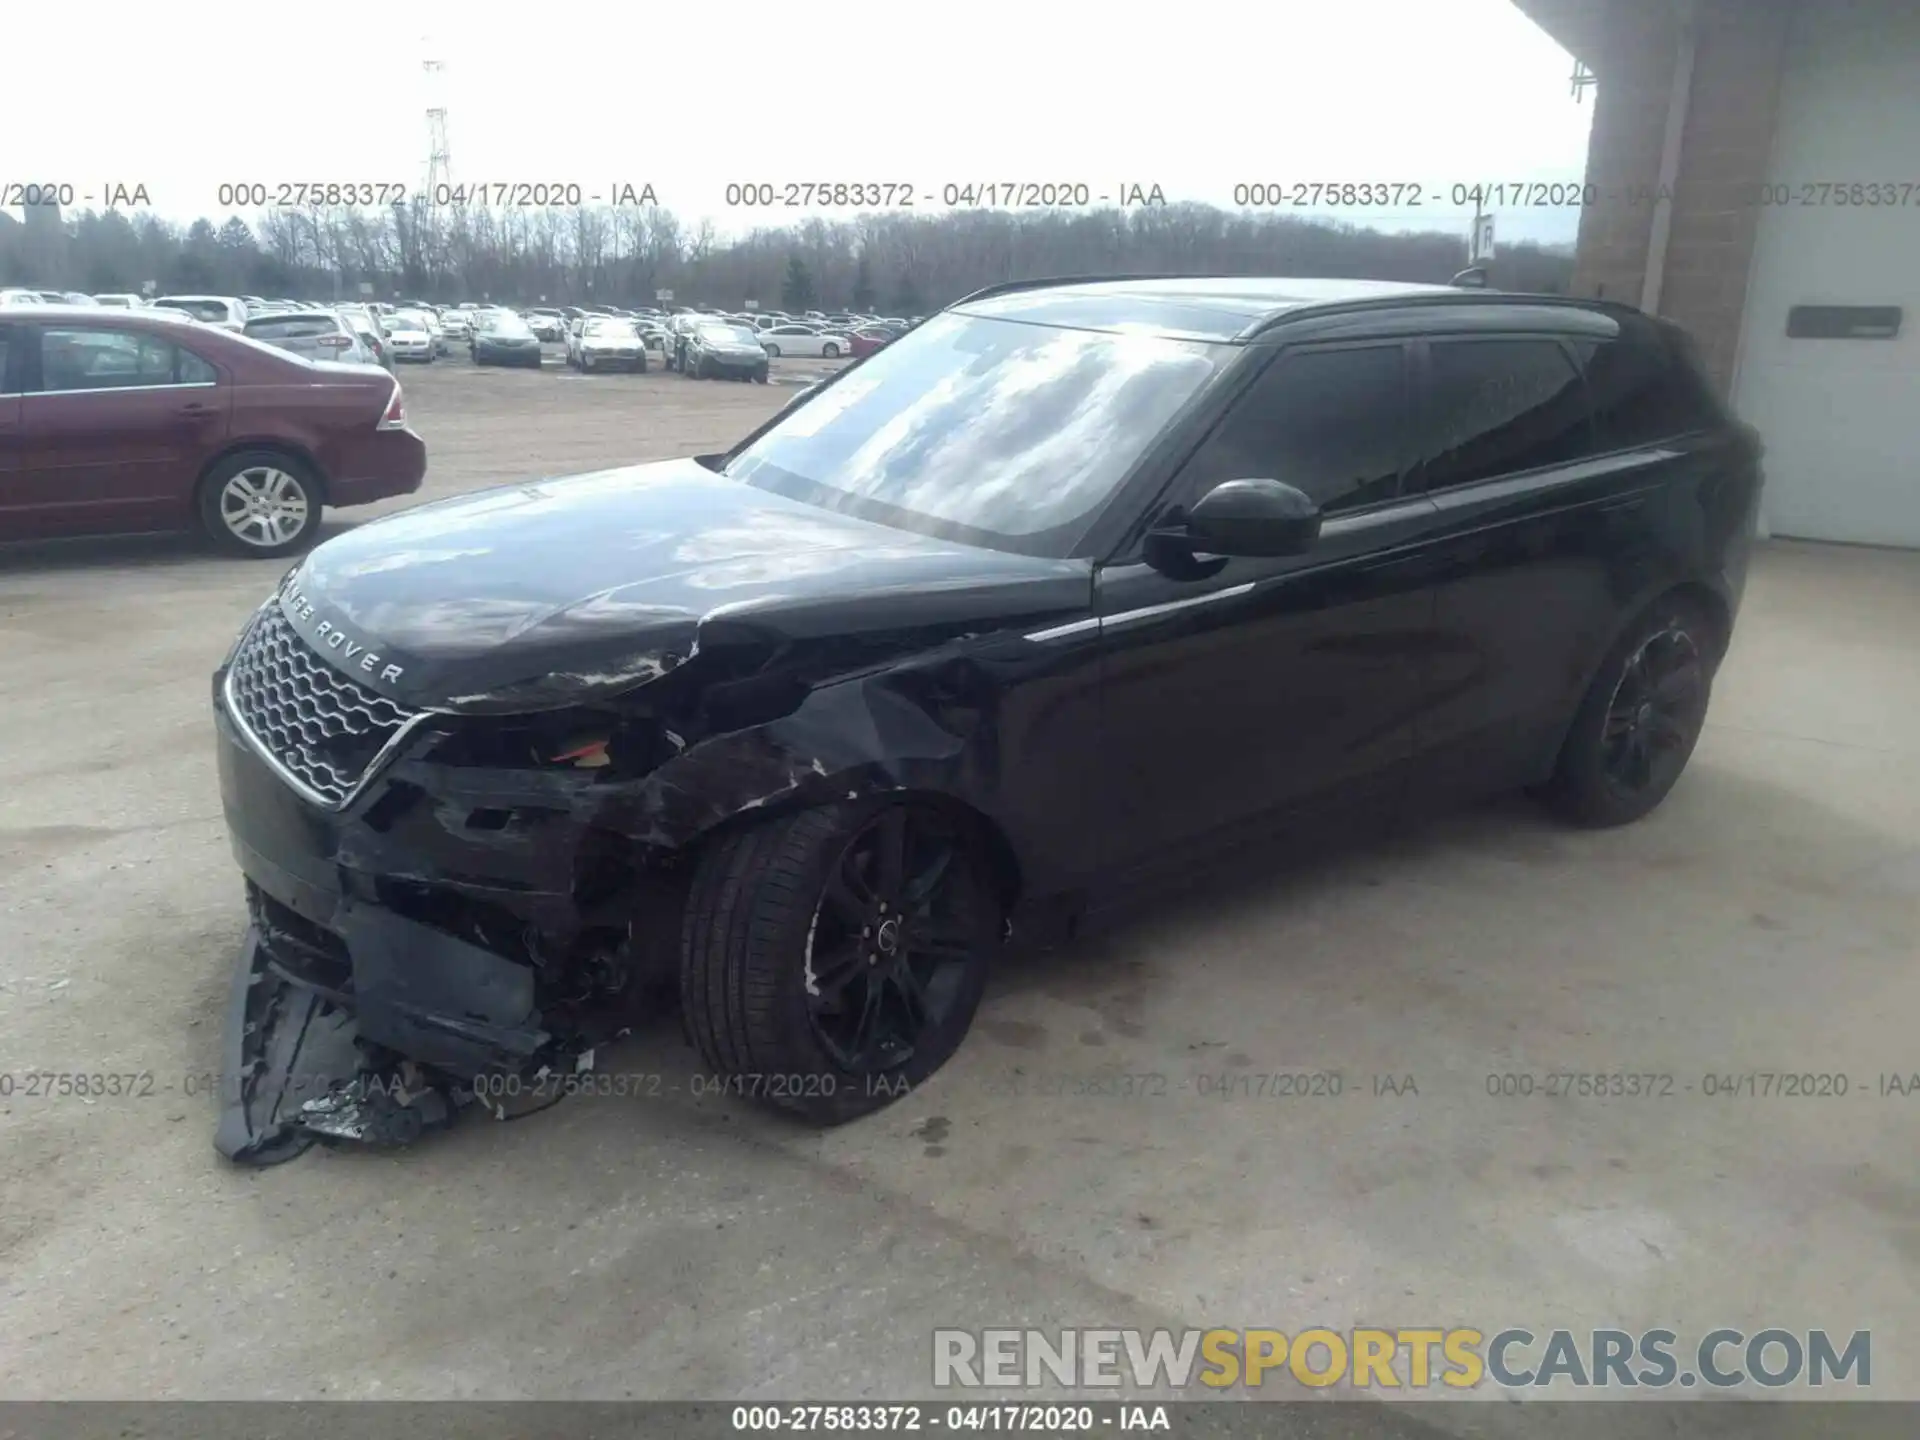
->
1416, 338, 1593, 492
1179, 345, 1409, 513
178, 348, 218, 384
1572, 332, 1724, 450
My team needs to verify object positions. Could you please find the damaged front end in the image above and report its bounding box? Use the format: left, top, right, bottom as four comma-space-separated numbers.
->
208, 460, 1099, 1163
211, 658, 708, 1164
210, 602, 1073, 1164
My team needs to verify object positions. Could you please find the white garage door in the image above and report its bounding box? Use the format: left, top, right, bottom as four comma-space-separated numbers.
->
1732, 0, 1920, 548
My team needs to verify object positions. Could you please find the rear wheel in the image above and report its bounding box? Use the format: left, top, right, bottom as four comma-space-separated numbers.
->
681, 800, 997, 1124
822, 341, 840, 359
763, 342, 781, 358
197, 450, 322, 558
1541, 596, 1715, 827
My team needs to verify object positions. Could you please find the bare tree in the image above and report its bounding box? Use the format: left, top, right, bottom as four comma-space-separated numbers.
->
1, 201, 1574, 309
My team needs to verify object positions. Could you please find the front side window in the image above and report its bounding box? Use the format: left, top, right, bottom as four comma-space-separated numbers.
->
1177, 345, 1410, 514
1416, 338, 1594, 492
727, 311, 1225, 555
38, 328, 180, 391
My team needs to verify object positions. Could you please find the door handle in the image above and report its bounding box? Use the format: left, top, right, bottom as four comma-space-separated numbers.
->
176, 402, 214, 416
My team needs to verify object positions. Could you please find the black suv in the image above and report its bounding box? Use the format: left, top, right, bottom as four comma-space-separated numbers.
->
210, 275, 1762, 1161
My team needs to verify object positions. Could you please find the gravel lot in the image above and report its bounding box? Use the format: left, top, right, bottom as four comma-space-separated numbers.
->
2, 352, 1916, 1424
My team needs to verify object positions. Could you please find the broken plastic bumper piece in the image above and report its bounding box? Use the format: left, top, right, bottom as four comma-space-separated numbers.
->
212, 899, 553, 1165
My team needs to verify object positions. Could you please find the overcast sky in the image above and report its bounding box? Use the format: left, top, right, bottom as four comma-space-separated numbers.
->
4, 0, 1590, 245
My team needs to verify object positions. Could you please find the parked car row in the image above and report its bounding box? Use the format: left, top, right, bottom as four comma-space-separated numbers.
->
1, 289, 893, 390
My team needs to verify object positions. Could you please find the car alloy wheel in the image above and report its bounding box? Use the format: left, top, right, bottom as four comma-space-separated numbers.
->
681, 800, 995, 1123
219, 465, 310, 549
1600, 623, 1706, 797
803, 805, 980, 1075
198, 450, 322, 558
763, 343, 780, 358
1541, 596, 1714, 828
823, 342, 839, 358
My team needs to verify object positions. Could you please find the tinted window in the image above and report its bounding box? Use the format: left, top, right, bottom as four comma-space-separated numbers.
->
247, 315, 339, 339
0, 328, 12, 389
39, 328, 179, 391
1417, 339, 1593, 492
157, 298, 234, 322
1180, 345, 1408, 513
1572, 332, 1723, 450
178, 348, 218, 384
728, 312, 1225, 554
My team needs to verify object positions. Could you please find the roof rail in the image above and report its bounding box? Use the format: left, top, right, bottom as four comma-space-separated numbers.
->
946, 273, 1220, 309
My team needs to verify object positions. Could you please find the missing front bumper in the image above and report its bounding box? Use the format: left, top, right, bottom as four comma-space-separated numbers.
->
212, 899, 558, 1165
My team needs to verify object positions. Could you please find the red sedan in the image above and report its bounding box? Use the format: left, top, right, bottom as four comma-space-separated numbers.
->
847, 326, 901, 360
0, 305, 426, 556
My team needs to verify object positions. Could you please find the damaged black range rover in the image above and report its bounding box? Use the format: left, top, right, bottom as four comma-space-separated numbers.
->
211, 275, 1761, 1162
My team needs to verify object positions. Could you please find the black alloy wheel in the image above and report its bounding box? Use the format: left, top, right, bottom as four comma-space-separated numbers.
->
804, 805, 979, 1075
1543, 597, 1714, 827
1602, 625, 1706, 795
681, 800, 996, 1123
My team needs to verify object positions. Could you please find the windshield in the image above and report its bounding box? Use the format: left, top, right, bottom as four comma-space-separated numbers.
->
704, 325, 760, 345
585, 319, 637, 337
726, 312, 1224, 555
484, 314, 535, 337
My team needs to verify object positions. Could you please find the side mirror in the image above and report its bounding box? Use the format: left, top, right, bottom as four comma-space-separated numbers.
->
1169, 478, 1322, 558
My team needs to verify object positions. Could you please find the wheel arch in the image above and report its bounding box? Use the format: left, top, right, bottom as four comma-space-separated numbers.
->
671, 782, 1025, 922
195, 439, 330, 504
1539, 575, 1733, 781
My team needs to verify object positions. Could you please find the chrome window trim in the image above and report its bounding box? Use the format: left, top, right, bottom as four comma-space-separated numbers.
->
22, 380, 220, 398
1026, 582, 1257, 643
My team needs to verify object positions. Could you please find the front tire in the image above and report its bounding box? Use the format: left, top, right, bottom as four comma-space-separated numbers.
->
1540, 596, 1715, 828
822, 341, 840, 359
197, 450, 323, 559
681, 801, 997, 1124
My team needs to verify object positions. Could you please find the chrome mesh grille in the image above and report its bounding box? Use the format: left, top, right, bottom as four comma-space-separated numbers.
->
226, 605, 418, 805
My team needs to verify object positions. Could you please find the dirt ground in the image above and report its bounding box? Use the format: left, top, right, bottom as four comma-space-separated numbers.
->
1, 353, 1916, 1427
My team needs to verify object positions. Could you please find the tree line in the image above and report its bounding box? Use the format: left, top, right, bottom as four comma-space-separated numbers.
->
0, 201, 1573, 312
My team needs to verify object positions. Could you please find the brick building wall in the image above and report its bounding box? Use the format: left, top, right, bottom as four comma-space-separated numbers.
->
1554, 0, 1796, 395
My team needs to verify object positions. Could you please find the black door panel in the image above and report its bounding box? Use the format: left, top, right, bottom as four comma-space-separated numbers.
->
1093, 508, 1439, 882
1404, 333, 1698, 808
1088, 341, 1437, 883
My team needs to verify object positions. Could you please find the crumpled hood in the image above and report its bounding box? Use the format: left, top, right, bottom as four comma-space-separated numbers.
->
278, 458, 1092, 712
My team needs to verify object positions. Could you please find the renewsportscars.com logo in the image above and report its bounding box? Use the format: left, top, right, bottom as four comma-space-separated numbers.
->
933, 1327, 1872, 1392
